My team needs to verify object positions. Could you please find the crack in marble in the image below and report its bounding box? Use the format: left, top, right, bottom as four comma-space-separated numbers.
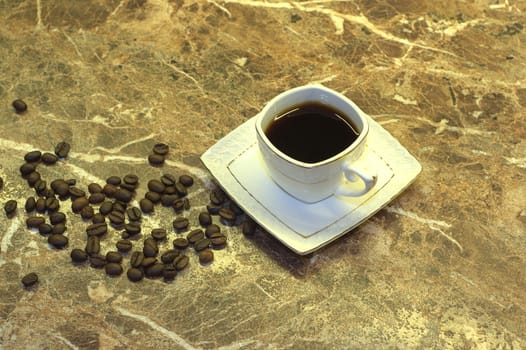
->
253, 281, 277, 300
62, 30, 84, 60
0, 216, 21, 263
40, 112, 132, 130
87, 132, 159, 154
35, 0, 43, 31
158, 56, 205, 95
208, 0, 233, 18
50, 333, 80, 350
114, 306, 201, 350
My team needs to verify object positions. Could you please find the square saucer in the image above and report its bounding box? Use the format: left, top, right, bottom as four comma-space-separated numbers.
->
201, 115, 421, 255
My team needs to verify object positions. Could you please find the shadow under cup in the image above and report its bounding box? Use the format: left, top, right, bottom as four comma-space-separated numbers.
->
255, 85, 371, 204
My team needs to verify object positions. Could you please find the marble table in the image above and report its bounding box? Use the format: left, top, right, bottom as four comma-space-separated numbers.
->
0, 1, 525, 349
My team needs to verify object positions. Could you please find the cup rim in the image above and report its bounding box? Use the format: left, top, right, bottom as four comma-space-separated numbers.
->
255, 84, 369, 169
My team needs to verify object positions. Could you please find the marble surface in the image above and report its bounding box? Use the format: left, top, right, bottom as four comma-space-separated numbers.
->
0, 0, 525, 349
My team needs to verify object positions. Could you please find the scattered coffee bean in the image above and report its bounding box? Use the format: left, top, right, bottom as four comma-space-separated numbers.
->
105, 262, 123, 276
147, 179, 165, 193
71, 248, 88, 263
143, 244, 158, 258
4, 200, 17, 217
33, 179, 47, 196
242, 219, 257, 236
68, 187, 85, 199
106, 251, 123, 263
179, 175, 194, 187
172, 199, 185, 213
88, 183, 103, 194
151, 228, 167, 241
173, 237, 189, 250
65, 179, 76, 186
164, 186, 177, 195
161, 194, 178, 207
160, 174, 177, 186
26, 216, 45, 228
71, 197, 89, 213
187, 229, 204, 244
89, 254, 106, 269
52, 223, 66, 234
38, 223, 53, 235
48, 234, 68, 249
114, 188, 132, 203
199, 250, 214, 265
130, 251, 144, 268
210, 188, 227, 205
153, 143, 169, 155
86, 222, 107, 237
145, 263, 164, 278
12, 99, 28, 113
174, 255, 189, 271
139, 198, 154, 214
24, 150, 42, 163
127, 207, 142, 221
51, 179, 70, 197
210, 233, 227, 248
41, 152, 58, 165
141, 257, 157, 268
175, 183, 187, 197
162, 265, 177, 280
123, 174, 139, 186
144, 192, 160, 204
102, 184, 118, 197
116, 239, 133, 252
108, 210, 125, 225
229, 201, 244, 216
206, 204, 221, 215
42, 188, 55, 198
148, 153, 165, 165
85, 236, 101, 256
54, 141, 71, 158
0, 177, 3, 191
124, 223, 141, 236
26, 171, 41, 187
45, 197, 60, 212
89, 192, 106, 204
21, 272, 38, 288
35, 198, 46, 213
99, 201, 113, 215
92, 213, 106, 224
106, 176, 121, 185
194, 238, 210, 251
219, 207, 236, 222
25, 197, 36, 213
198, 212, 212, 227
205, 224, 221, 238
127, 267, 144, 282
172, 217, 189, 232
49, 212, 66, 225
80, 205, 95, 219
161, 250, 179, 264
20, 163, 36, 176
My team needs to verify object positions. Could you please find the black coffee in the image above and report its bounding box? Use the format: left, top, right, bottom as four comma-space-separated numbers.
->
265, 103, 359, 163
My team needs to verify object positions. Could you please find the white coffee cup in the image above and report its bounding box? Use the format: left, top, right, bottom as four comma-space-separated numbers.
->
255, 84, 377, 203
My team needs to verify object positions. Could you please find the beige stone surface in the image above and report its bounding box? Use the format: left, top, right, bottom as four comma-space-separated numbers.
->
0, 0, 525, 349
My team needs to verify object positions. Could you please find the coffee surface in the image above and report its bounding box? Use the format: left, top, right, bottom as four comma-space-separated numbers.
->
265, 103, 359, 163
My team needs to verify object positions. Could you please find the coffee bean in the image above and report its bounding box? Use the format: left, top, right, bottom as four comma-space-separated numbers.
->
144, 192, 160, 204
80, 205, 95, 219
121, 231, 130, 239
194, 238, 210, 251
86, 222, 107, 237
229, 201, 244, 216
160, 250, 179, 264
105, 262, 123, 276
164, 186, 177, 195
41, 152, 58, 165
54, 141, 71, 158
12, 99, 27, 114
173, 238, 189, 250
179, 175, 194, 187
143, 244, 158, 258
92, 213, 106, 224
108, 210, 125, 225
116, 239, 133, 252
160, 194, 178, 207
198, 212, 212, 227
71, 248, 88, 263
147, 179, 165, 193
89, 254, 106, 269
139, 198, 154, 214
21, 272, 38, 288
114, 188, 132, 203
85, 236, 101, 256
25, 197, 36, 213
162, 265, 177, 280
34, 179, 47, 196
52, 223, 66, 234
127, 207, 142, 221
89, 192, 106, 204
71, 197, 89, 213
123, 174, 139, 186
45, 197, 60, 212
65, 179, 76, 186
35, 198, 46, 213
99, 201, 113, 215
144, 237, 158, 249
219, 208, 236, 222
102, 184, 118, 197
20, 163, 36, 176
175, 183, 187, 197
124, 223, 141, 236
148, 153, 165, 165
187, 229, 204, 244
4, 200, 17, 217
26, 171, 41, 187
242, 219, 257, 236
42, 188, 55, 198
24, 150, 42, 163
26, 216, 45, 228
172, 217, 189, 232
48, 234, 68, 249
106, 251, 123, 263
127, 267, 144, 282
174, 255, 189, 271
160, 174, 177, 186
210, 188, 227, 205
199, 250, 214, 265
87, 183, 103, 194
130, 251, 144, 268
151, 228, 167, 241
172, 199, 185, 213
119, 182, 136, 192
141, 257, 157, 268
106, 176, 121, 185
205, 224, 221, 238
68, 187, 85, 199
38, 223, 53, 235
153, 143, 169, 155
50, 179, 70, 197
206, 204, 221, 215
49, 212, 66, 225
210, 234, 227, 248
145, 263, 164, 278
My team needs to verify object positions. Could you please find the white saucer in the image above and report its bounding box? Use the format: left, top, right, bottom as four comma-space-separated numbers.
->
201, 115, 421, 255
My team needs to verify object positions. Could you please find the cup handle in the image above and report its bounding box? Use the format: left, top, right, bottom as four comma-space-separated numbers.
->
335, 161, 377, 197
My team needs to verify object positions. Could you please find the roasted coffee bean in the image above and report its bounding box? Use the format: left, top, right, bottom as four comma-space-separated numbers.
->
26, 216, 45, 228
38, 223, 53, 235
20, 163, 36, 176
194, 238, 210, 251
164, 186, 177, 195
141, 257, 157, 268
160, 194, 178, 207
210, 188, 227, 205
108, 210, 125, 225
127, 267, 144, 282
99, 201, 113, 215
0, 177, 3, 191
41, 152, 58, 165
172, 199, 185, 213
89, 192, 106, 204
21, 272, 38, 288
86, 222, 107, 237
144, 237, 158, 248
52, 223, 66, 234
123, 174, 139, 186
49, 212, 66, 225
4, 199, 17, 217
205, 224, 221, 238
187, 229, 204, 244
25, 197, 36, 213
85, 236, 100, 256
148, 153, 164, 165
151, 228, 167, 241
50, 179, 70, 197
161, 250, 179, 264
54, 141, 71, 158
88, 183, 103, 194
199, 250, 214, 265
175, 183, 187, 197
172, 217, 189, 232
42, 188, 55, 198
144, 192, 160, 203
127, 207, 142, 221
139, 198, 154, 214
121, 231, 130, 239
106, 176, 121, 185
116, 239, 133, 252
106, 251, 123, 263
26, 171, 41, 187
71, 197, 89, 213
179, 175, 194, 187
92, 213, 106, 224
45, 197, 59, 212
80, 205, 94, 219
35, 198, 46, 213
102, 184, 117, 197
210, 234, 227, 248
71, 248, 88, 263
198, 212, 212, 227
229, 201, 244, 216
12, 99, 28, 113
89, 254, 106, 269
119, 182, 136, 192
114, 188, 132, 203
242, 219, 257, 236
173, 237, 189, 250
65, 179, 76, 186
143, 244, 158, 258
34, 179, 47, 195
48, 234, 68, 249
162, 265, 177, 280
114, 202, 128, 214
206, 204, 221, 215
153, 143, 169, 155
147, 179, 165, 193
219, 208, 236, 223
130, 251, 144, 268
145, 263, 164, 278
174, 255, 189, 271
105, 262, 123, 276
69, 187, 86, 199
160, 174, 177, 186
24, 150, 41, 163
124, 222, 141, 236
